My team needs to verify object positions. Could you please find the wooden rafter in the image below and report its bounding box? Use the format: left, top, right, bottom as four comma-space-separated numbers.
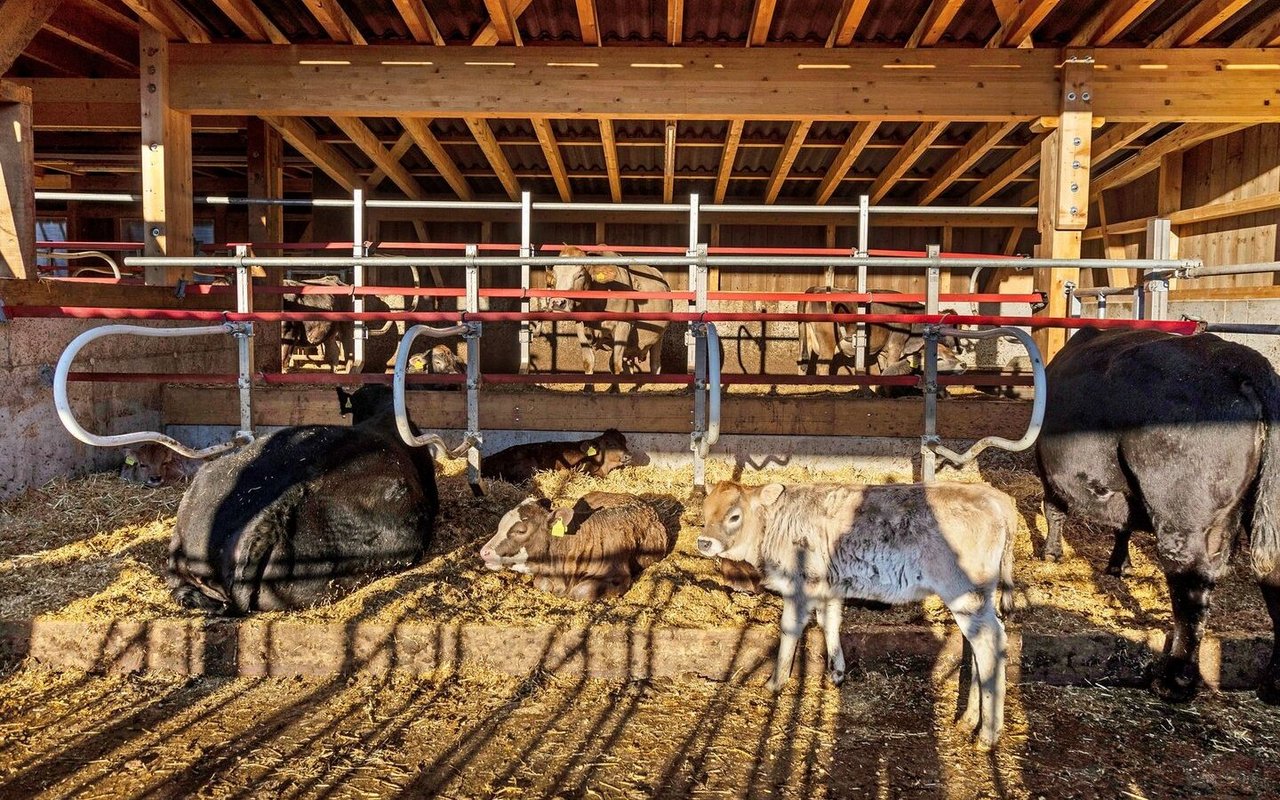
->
390, 0, 445, 46
663, 120, 677, 204
473, 0, 533, 45
118, 0, 210, 43
332, 116, 426, 200
667, 0, 684, 45
575, 0, 600, 46
300, 0, 366, 44
532, 118, 572, 202
42, 6, 137, 72
1151, 0, 1252, 48
826, 0, 871, 46
1092, 122, 1158, 164
868, 122, 945, 204
262, 115, 365, 192
598, 119, 622, 202
210, 0, 287, 44
966, 133, 1045, 205
1068, 0, 1158, 46
989, 0, 1060, 47
1091, 123, 1250, 198
748, 0, 778, 47
906, 0, 965, 48
368, 131, 413, 189
917, 121, 1018, 204
465, 117, 521, 200
483, 0, 522, 46
1232, 6, 1280, 47
400, 118, 473, 200
763, 121, 811, 204
714, 119, 744, 204
815, 121, 877, 204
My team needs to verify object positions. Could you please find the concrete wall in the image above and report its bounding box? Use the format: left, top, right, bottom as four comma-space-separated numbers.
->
0, 318, 236, 499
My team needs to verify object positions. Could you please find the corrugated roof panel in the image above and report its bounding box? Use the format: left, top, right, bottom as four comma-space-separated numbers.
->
767, 0, 843, 43
252, 0, 330, 40
595, 0, 666, 43
426, 0, 491, 43
561, 144, 603, 173
521, 0, 584, 42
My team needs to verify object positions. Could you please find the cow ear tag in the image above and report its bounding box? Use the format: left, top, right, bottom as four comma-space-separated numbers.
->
124, 455, 137, 466
592, 268, 611, 282
551, 518, 568, 537
586, 445, 598, 456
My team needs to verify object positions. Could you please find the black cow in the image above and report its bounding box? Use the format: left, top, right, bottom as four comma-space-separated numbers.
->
1036, 328, 1280, 704
167, 385, 439, 614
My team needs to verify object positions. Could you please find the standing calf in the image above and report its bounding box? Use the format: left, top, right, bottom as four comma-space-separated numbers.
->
697, 480, 1016, 748
480, 492, 670, 600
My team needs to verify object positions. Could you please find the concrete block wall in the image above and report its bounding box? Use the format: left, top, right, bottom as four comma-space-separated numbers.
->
0, 318, 236, 499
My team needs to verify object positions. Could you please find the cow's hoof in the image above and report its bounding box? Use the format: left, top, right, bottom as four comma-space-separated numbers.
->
766, 676, 788, 694
957, 705, 980, 734
1257, 678, 1280, 706
974, 729, 1001, 752
1042, 551, 1062, 563
827, 668, 845, 687
1105, 561, 1133, 578
1151, 672, 1200, 704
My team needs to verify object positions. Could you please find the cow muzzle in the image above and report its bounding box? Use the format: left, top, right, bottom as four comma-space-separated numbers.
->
547, 297, 573, 313
696, 536, 724, 557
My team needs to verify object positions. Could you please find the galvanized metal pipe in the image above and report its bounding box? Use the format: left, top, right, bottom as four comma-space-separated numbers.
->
391, 323, 476, 458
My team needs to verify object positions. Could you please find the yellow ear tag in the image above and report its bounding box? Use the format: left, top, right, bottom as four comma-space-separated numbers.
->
586, 446, 598, 456
592, 268, 611, 282
551, 519, 568, 537
124, 455, 137, 466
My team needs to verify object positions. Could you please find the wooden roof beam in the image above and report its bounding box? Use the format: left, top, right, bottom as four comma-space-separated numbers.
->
391, 0, 445, 46
42, 3, 138, 71
598, 118, 622, 202
483, 0, 523, 46
1151, 0, 1253, 47
575, 0, 600, 46
1231, 6, 1280, 47
906, 0, 965, 48
748, 0, 777, 47
118, 0, 210, 43
368, 131, 413, 189
1068, 0, 1158, 46
400, 118, 473, 200
713, 119, 743, 203
210, 0, 287, 43
301, 0, 366, 44
465, 117, 521, 200
917, 120, 1018, 204
763, 121, 811, 204
1091, 123, 1251, 198
966, 133, 1045, 205
663, 120, 677, 204
816, 121, 877, 204
1092, 122, 1158, 164
989, 0, 1060, 47
473, 0, 533, 45
532, 118, 572, 202
332, 116, 428, 200
261, 115, 365, 193
868, 122, 945, 203
667, 0, 684, 45
826, 0, 871, 46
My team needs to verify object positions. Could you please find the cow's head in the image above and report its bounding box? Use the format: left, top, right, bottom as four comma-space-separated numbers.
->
480, 497, 570, 572
119, 443, 182, 488
583, 428, 633, 477
409, 344, 463, 375
337, 385, 393, 424
697, 480, 783, 564
548, 245, 625, 312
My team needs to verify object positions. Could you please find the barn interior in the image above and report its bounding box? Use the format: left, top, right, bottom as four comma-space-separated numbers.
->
1, 1, 1279, 796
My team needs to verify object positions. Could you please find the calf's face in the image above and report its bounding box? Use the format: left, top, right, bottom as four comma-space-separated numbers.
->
480, 498, 572, 573
697, 481, 783, 563
120, 444, 184, 488
548, 246, 590, 312
584, 429, 633, 477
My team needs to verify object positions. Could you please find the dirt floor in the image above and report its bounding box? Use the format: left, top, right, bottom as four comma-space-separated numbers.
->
0, 661, 1277, 799
0, 453, 1270, 637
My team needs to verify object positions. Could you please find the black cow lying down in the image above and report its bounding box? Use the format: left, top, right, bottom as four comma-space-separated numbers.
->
481, 429, 633, 485
167, 385, 439, 614
1036, 328, 1280, 704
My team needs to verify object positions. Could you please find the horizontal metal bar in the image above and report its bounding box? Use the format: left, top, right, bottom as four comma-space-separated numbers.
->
1181, 261, 1280, 279
1203, 322, 1280, 337
870, 205, 1039, 216
532, 201, 692, 213
1071, 286, 1140, 298
366, 199, 522, 210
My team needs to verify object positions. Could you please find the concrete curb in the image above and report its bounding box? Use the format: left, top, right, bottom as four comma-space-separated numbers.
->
0, 618, 1271, 690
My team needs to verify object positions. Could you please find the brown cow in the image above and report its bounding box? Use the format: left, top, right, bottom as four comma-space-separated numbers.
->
479, 492, 670, 600
281, 276, 354, 372
547, 245, 672, 375
482, 429, 633, 485
797, 286, 965, 386
120, 443, 202, 487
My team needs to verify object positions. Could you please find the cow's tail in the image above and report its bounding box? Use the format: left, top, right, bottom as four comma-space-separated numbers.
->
1250, 364, 1280, 579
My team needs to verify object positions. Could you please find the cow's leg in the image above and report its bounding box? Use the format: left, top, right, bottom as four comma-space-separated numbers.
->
610, 322, 633, 375
769, 590, 812, 692
951, 595, 1007, 748
815, 596, 846, 685
576, 323, 595, 375
1153, 566, 1215, 703
1106, 529, 1135, 576
1042, 491, 1068, 562
1256, 571, 1280, 704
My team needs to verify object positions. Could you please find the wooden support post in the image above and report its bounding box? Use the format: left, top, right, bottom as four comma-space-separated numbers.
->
0, 81, 35, 279
247, 117, 282, 372
1033, 53, 1092, 359
139, 26, 194, 286
1157, 152, 1182, 289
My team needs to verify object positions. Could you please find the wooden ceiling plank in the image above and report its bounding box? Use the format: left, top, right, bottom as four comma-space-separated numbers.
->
332, 115, 426, 199
43, 2, 138, 70
868, 121, 945, 203
400, 117, 473, 200
482, 0, 522, 46
763, 120, 811, 204
465, 117, 521, 200
119, 0, 211, 44
713, 119, 744, 203
748, 0, 778, 47
210, 0, 288, 44
816, 120, 877, 204
391, 0, 446, 45
907, 0, 966, 48
598, 118, 622, 202
1092, 121, 1158, 163
917, 120, 1018, 204
826, 0, 871, 47
575, 0, 600, 46
262, 115, 365, 192
1150, 0, 1252, 48
532, 118, 572, 202
989, 0, 1060, 47
966, 133, 1046, 205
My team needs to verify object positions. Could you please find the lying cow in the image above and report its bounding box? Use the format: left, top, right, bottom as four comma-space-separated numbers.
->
797, 286, 965, 390
480, 491, 670, 600
548, 245, 672, 375
698, 480, 1017, 748
167, 385, 439, 614
482, 429, 633, 485
1037, 328, 1280, 705
120, 443, 202, 487
281, 276, 353, 372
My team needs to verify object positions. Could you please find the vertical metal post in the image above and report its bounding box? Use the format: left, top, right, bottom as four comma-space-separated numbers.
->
692, 322, 707, 492
855, 194, 870, 373
464, 245, 483, 493
1064, 281, 1081, 318
233, 244, 254, 441
351, 188, 366, 372
518, 191, 532, 374
1145, 218, 1172, 321
1097, 293, 1108, 319
686, 193, 700, 372
921, 244, 941, 484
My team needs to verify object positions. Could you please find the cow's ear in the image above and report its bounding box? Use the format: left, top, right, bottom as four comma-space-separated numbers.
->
580, 439, 601, 457
759, 483, 785, 506
550, 507, 575, 537
589, 264, 619, 284
336, 387, 352, 415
